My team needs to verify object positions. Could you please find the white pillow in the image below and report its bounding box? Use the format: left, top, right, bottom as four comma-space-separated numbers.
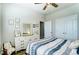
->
69, 40, 79, 49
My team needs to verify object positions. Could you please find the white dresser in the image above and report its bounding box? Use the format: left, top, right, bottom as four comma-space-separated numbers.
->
14, 18, 40, 51
15, 35, 39, 51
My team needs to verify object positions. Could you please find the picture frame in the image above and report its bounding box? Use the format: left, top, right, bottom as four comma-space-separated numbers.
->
33, 24, 39, 28
33, 24, 36, 28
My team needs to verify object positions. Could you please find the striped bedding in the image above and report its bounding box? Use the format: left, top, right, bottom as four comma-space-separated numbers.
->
26, 38, 73, 55
44, 40, 71, 55
26, 37, 56, 54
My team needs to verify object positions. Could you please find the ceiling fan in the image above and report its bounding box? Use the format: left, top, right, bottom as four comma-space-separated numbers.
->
34, 3, 58, 10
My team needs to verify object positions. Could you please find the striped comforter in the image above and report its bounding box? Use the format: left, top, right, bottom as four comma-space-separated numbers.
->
26, 38, 72, 55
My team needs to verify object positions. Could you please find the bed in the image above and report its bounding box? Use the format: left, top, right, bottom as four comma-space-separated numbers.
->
26, 38, 78, 55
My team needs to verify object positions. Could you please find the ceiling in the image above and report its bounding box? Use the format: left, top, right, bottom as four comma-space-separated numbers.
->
3, 3, 76, 15
30, 3, 76, 14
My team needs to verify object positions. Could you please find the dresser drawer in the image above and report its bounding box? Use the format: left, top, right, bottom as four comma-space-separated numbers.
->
15, 36, 33, 51
15, 44, 25, 51
20, 46, 25, 49
20, 40, 24, 42
20, 43, 24, 45
15, 45, 21, 51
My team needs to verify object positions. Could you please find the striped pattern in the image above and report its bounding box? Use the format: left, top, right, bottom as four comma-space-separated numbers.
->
30, 38, 57, 55
26, 37, 56, 54
26, 38, 74, 55
47, 40, 67, 55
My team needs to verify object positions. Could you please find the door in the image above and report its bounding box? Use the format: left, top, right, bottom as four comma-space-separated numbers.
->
55, 18, 65, 39
64, 15, 77, 40
55, 15, 77, 40
40, 21, 44, 39
44, 21, 51, 38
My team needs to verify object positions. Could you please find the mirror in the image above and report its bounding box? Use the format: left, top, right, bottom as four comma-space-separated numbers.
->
22, 24, 32, 36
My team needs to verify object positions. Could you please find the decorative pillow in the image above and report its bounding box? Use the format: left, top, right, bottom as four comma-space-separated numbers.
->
4, 42, 12, 49
69, 40, 79, 49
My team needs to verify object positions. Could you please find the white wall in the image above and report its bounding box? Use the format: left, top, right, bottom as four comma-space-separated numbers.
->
2, 4, 45, 45
77, 14, 79, 40
0, 4, 2, 48
45, 4, 79, 40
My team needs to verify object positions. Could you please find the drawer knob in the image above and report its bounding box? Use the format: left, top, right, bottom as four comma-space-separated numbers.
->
21, 46, 24, 48
21, 43, 24, 45
21, 41, 24, 42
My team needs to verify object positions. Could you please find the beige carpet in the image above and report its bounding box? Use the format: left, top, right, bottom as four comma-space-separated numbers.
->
15, 50, 26, 55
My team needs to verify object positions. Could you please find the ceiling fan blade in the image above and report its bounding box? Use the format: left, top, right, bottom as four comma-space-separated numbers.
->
43, 3, 48, 10
43, 5, 47, 10
34, 3, 42, 4
50, 3, 58, 7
